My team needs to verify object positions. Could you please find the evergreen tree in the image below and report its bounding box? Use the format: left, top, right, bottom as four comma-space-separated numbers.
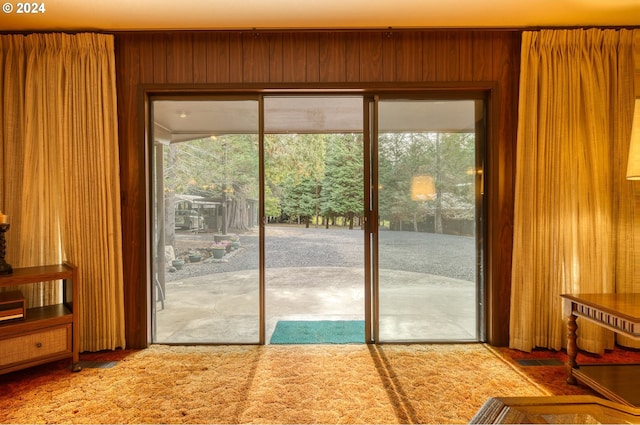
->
265, 134, 326, 223
321, 134, 363, 229
378, 131, 475, 234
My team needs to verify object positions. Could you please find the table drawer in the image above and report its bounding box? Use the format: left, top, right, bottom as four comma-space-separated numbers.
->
0, 324, 71, 367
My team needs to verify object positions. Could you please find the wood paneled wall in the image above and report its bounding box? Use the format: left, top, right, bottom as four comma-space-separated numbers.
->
114, 30, 521, 348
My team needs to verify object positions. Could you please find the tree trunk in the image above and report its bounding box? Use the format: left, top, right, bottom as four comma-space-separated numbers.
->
434, 189, 443, 234
434, 133, 443, 234
227, 195, 250, 231
315, 184, 320, 228
165, 191, 176, 247
164, 144, 177, 248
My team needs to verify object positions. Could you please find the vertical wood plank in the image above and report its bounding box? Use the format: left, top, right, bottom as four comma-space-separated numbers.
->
359, 32, 383, 82
306, 33, 320, 82
229, 32, 243, 83
345, 33, 360, 83
114, 34, 147, 349
487, 31, 520, 347
206, 32, 230, 83
422, 32, 438, 82
283, 33, 307, 82
192, 33, 209, 84
268, 33, 284, 83
243, 32, 270, 83
165, 32, 193, 83
382, 31, 395, 81
472, 31, 494, 82
137, 33, 155, 84
152, 33, 167, 83
459, 32, 474, 81
319, 32, 346, 82
436, 31, 460, 81
395, 32, 422, 82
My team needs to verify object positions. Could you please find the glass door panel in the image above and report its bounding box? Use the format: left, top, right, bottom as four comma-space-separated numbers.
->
151, 99, 261, 344
376, 99, 481, 342
263, 96, 365, 344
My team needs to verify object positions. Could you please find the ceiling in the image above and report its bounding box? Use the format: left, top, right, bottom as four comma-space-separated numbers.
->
1, 0, 638, 32
153, 98, 477, 143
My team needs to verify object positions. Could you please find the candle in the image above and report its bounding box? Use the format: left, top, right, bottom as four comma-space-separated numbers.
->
0, 213, 7, 224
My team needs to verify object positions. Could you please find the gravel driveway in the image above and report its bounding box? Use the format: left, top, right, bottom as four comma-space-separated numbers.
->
168, 225, 476, 282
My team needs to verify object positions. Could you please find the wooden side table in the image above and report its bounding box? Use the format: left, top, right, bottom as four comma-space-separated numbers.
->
0, 263, 80, 374
561, 293, 640, 407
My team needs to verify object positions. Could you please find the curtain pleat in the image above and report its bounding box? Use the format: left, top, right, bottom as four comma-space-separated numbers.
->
0, 33, 125, 351
615, 30, 640, 348
510, 29, 637, 354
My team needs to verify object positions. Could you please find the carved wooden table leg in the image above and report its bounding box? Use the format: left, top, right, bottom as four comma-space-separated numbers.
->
566, 312, 578, 385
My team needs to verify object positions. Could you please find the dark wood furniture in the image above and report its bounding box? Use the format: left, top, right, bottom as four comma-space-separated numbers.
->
470, 395, 640, 424
561, 293, 640, 407
0, 263, 80, 374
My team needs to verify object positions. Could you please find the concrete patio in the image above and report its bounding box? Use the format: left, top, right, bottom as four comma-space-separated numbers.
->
154, 265, 478, 344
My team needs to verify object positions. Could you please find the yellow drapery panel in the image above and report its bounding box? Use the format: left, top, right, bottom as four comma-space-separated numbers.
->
510, 29, 637, 354
0, 33, 125, 352
0, 36, 60, 306
617, 30, 640, 348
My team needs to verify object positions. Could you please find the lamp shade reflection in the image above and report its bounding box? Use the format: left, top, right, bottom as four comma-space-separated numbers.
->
626, 99, 640, 180
411, 174, 436, 201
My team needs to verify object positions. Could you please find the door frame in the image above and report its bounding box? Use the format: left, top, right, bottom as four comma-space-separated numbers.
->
149, 94, 264, 344
366, 94, 487, 343
145, 86, 490, 346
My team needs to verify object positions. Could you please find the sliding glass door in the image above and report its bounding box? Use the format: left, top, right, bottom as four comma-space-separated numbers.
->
148, 93, 484, 345
372, 98, 483, 342
150, 98, 261, 344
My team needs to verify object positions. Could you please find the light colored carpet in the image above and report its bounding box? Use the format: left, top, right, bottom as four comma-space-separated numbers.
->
0, 344, 548, 424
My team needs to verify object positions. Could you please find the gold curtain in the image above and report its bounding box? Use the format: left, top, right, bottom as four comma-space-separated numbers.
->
510, 29, 637, 354
0, 33, 125, 352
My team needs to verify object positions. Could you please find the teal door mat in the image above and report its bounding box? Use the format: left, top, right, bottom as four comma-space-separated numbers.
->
269, 320, 365, 344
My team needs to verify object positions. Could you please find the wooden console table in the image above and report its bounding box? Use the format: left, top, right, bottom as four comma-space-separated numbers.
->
0, 263, 80, 374
561, 293, 640, 407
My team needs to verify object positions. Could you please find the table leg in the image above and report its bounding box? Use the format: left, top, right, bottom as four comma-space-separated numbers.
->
566, 312, 578, 385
